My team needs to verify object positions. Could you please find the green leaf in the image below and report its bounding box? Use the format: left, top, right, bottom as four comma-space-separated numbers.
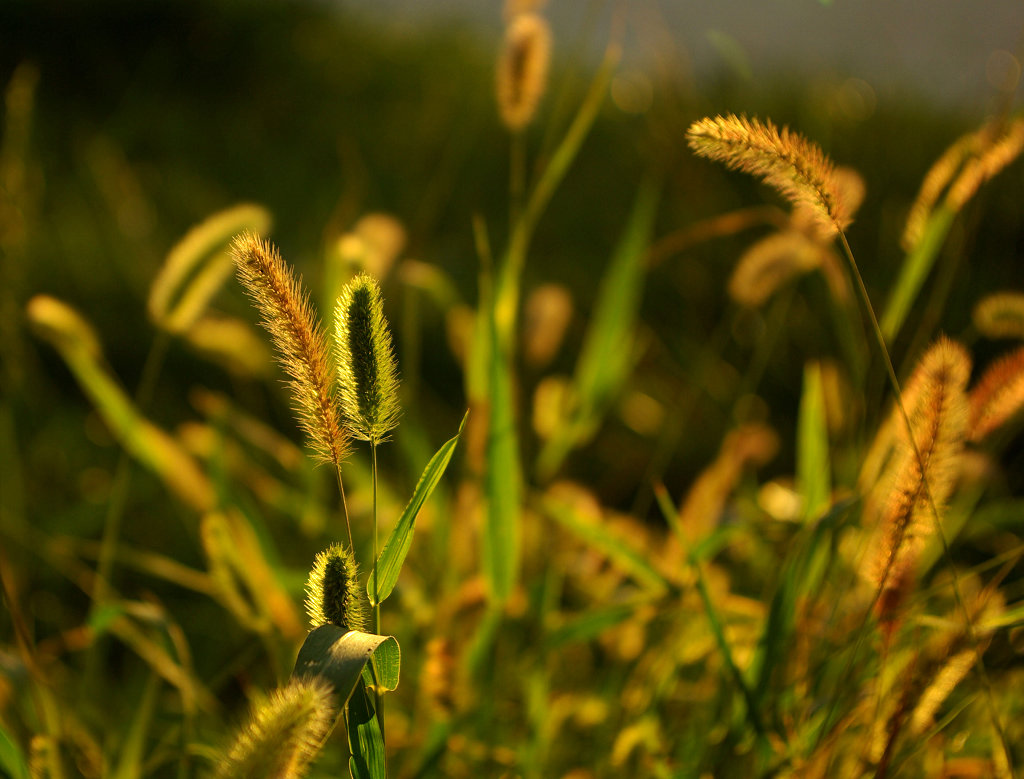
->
347, 675, 386, 779
545, 602, 636, 649
369, 411, 467, 607
536, 179, 659, 479
796, 361, 830, 521
292, 625, 400, 707
540, 492, 669, 594
483, 308, 521, 605
879, 204, 956, 342
0, 724, 29, 779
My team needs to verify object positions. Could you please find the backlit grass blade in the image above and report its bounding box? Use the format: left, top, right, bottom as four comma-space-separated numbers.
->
879, 204, 956, 342
545, 602, 637, 650
483, 317, 521, 604
0, 724, 29, 779
292, 625, 400, 706
110, 673, 160, 779
370, 411, 467, 607
347, 674, 386, 779
749, 499, 852, 708
537, 178, 659, 479
540, 491, 670, 594
796, 360, 830, 521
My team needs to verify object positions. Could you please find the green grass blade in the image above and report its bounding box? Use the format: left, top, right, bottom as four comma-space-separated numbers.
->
347, 675, 386, 779
540, 492, 670, 594
110, 673, 160, 779
292, 626, 400, 707
879, 204, 956, 342
369, 411, 467, 607
0, 723, 29, 779
749, 499, 852, 707
796, 360, 830, 521
537, 178, 660, 479
483, 310, 521, 605
545, 602, 637, 650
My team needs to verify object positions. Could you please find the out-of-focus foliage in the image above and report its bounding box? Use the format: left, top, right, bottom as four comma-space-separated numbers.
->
2, 1, 1024, 777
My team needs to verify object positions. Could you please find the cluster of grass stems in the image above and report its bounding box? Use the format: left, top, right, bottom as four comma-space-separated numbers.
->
3, 7, 1024, 779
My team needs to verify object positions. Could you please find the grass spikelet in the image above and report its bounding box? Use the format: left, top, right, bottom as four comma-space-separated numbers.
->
945, 117, 1024, 212
215, 677, 335, 779
868, 337, 970, 616
686, 114, 852, 234
676, 424, 778, 544
727, 230, 824, 306
900, 132, 976, 252
968, 344, 1024, 441
230, 232, 348, 468
304, 542, 368, 633
973, 291, 1024, 340
150, 204, 271, 334
496, 12, 552, 132
333, 272, 400, 444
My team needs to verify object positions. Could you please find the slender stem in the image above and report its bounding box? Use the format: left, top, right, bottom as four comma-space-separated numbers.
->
835, 230, 1015, 776
371, 441, 385, 746
335, 465, 354, 554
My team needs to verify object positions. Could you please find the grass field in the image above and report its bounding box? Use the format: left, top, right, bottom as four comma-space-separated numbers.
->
2, 2, 1024, 777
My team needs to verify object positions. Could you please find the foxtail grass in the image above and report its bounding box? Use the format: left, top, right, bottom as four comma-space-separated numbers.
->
867, 337, 970, 629
496, 13, 551, 132
973, 291, 1024, 340
968, 344, 1024, 441
686, 114, 857, 235
305, 542, 368, 633
215, 677, 335, 779
231, 232, 354, 551
689, 113, 1015, 771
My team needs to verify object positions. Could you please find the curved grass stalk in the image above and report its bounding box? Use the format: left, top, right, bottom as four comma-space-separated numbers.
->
833, 230, 1015, 775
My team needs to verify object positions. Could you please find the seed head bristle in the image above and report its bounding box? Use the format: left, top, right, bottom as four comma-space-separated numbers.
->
216, 677, 335, 779
867, 337, 970, 603
304, 542, 368, 633
496, 12, 552, 131
230, 232, 349, 468
686, 114, 852, 235
334, 272, 401, 444
968, 344, 1024, 441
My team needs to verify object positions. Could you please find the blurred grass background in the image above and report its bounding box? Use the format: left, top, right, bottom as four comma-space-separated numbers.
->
2, 0, 1024, 776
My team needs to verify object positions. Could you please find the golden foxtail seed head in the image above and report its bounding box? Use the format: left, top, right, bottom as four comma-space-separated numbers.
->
334, 272, 401, 444
304, 543, 368, 633
230, 232, 349, 468
216, 677, 334, 779
496, 12, 552, 131
687, 114, 852, 235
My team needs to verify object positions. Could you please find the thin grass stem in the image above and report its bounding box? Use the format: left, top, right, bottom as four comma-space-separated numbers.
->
834, 230, 1015, 776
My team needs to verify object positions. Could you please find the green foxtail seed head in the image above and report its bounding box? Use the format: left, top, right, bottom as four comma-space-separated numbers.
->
215, 677, 334, 779
334, 272, 401, 444
304, 543, 368, 633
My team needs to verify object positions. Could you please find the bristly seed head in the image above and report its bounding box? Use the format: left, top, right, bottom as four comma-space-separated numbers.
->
334, 272, 401, 444
304, 543, 367, 633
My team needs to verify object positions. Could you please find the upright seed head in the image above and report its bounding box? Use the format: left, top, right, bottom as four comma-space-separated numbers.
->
867, 337, 970, 625
334, 272, 401, 444
230, 232, 348, 468
304, 542, 368, 633
496, 12, 552, 132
